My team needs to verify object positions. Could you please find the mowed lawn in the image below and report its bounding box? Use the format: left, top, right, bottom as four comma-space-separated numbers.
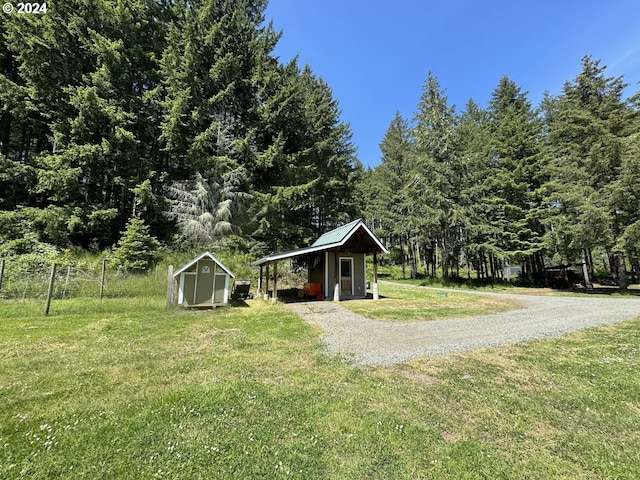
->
1, 295, 639, 479
343, 282, 522, 322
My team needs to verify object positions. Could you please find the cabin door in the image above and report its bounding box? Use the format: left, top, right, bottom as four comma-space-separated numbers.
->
340, 258, 354, 297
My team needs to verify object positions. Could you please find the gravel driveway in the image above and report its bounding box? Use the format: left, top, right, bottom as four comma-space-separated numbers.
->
285, 285, 640, 366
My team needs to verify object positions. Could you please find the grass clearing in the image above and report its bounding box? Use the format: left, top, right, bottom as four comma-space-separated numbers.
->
342, 281, 522, 322
1, 289, 639, 479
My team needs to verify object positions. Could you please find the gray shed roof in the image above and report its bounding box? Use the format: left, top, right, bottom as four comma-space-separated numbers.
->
252, 219, 388, 266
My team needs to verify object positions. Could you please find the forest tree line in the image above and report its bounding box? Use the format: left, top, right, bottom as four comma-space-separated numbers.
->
1, 1, 639, 288
0, 0, 360, 260
359, 57, 640, 289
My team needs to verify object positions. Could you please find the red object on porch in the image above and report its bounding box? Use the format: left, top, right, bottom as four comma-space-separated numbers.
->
303, 282, 323, 300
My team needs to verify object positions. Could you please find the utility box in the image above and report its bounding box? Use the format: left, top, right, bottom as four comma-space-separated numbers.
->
173, 252, 235, 307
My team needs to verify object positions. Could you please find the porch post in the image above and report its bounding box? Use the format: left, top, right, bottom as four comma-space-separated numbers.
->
333, 252, 340, 302
272, 261, 278, 302
257, 265, 263, 296
373, 251, 379, 300
265, 263, 270, 300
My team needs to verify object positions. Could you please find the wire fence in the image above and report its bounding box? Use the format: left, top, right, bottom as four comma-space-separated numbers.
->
0, 257, 167, 303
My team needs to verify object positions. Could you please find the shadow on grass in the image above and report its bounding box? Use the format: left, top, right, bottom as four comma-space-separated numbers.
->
230, 299, 250, 308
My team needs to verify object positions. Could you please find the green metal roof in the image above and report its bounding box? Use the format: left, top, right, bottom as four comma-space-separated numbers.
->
310, 218, 363, 247
252, 219, 388, 266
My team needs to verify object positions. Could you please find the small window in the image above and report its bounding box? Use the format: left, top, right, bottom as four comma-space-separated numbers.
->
340, 259, 351, 277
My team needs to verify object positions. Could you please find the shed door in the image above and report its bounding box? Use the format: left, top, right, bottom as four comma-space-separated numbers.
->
195, 262, 215, 304
180, 273, 196, 305
213, 275, 226, 303
340, 258, 353, 296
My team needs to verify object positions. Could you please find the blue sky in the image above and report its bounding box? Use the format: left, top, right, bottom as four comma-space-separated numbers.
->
264, 0, 640, 168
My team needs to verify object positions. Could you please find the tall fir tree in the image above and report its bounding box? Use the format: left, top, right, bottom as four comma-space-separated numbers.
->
485, 76, 545, 279
409, 72, 459, 279
374, 112, 413, 276
544, 56, 631, 288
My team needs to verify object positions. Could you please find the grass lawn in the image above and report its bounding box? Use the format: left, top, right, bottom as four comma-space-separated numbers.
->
342, 282, 522, 322
1, 293, 639, 479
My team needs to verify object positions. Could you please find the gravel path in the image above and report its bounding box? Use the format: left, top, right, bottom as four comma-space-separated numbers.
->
285, 284, 640, 366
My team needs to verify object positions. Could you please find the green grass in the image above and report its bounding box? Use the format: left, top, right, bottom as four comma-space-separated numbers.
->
342, 282, 522, 322
1, 288, 640, 479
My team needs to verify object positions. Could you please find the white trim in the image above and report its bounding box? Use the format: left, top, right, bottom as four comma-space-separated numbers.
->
339, 256, 354, 297
212, 262, 217, 303
223, 275, 229, 304
173, 251, 235, 278
178, 274, 185, 305
193, 260, 200, 304
340, 221, 389, 255
178, 272, 196, 305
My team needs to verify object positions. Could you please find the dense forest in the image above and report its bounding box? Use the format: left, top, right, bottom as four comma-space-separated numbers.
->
360, 58, 640, 289
1, 1, 639, 288
0, 0, 360, 259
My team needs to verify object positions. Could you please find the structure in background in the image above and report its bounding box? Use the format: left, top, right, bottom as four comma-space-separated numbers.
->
253, 219, 389, 301
231, 280, 253, 300
172, 252, 234, 307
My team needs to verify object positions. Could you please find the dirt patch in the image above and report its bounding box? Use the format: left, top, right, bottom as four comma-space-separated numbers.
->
441, 431, 462, 442
396, 369, 438, 386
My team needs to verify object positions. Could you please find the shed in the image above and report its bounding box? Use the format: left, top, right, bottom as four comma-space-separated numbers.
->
173, 252, 235, 307
252, 219, 388, 301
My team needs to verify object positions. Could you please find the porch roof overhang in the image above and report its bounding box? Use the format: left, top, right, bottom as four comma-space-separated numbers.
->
251, 219, 389, 266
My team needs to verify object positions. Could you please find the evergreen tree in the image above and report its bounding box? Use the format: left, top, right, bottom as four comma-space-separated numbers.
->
485, 76, 545, 279
544, 56, 630, 288
2, 0, 168, 248
409, 72, 459, 279
1, 0, 358, 254
250, 62, 358, 251
368, 112, 413, 276
167, 170, 248, 245
456, 99, 492, 278
112, 216, 161, 272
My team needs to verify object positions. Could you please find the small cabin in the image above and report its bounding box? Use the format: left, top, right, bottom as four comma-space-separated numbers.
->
252, 219, 388, 301
173, 252, 234, 307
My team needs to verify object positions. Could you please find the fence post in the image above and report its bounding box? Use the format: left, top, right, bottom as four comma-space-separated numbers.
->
44, 263, 57, 316
166, 265, 174, 308
99, 259, 107, 299
0, 259, 4, 290
62, 265, 71, 299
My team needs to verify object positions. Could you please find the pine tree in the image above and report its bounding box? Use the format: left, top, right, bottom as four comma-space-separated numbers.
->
545, 56, 630, 288
112, 216, 161, 272
456, 99, 492, 279
409, 72, 459, 279
250, 62, 358, 251
370, 112, 413, 276
485, 76, 545, 280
